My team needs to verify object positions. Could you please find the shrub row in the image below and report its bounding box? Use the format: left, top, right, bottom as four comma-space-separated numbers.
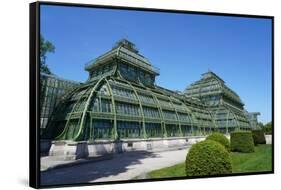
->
185, 130, 263, 177
206, 132, 230, 152
230, 131, 255, 153
185, 140, 232, 176
252, 129, 266, 145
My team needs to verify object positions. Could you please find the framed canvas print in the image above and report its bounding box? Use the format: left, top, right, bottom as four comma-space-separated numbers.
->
29, 1, 274, 188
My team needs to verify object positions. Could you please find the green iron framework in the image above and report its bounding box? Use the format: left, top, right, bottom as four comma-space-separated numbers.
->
40, 74, 80, 132
184, 71, 254, 133
42, 39, 259, 141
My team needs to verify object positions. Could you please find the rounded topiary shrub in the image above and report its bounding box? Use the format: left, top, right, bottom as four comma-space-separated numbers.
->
185, 140, 232, 176
252, 129, 266, 145
206, 132, 230, 152
230, 131, 255, 153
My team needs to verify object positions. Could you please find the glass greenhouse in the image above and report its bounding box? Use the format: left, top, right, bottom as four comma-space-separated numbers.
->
184, 71, 253, 133
40, 73, 80, 131
42, 39, 258, 141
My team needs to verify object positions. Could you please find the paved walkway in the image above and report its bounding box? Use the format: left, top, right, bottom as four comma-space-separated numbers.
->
41, 147, 190, 186
41, 154, 113, 171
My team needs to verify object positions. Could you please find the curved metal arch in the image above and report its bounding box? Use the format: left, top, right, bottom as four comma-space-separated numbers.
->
180, 98, 198, 135
73, 75, 109, 141
204, 108, 217, 133
181, 103, 195, 135
144, 87, 167, 137
123, 81, 147, 138
105, 78, 118, 140
55, 86, 90, 140
113, 73, 146, 138
185, 103, 204, 134
43, 84, 80, 139
167, 96, 182, 137
192, 110, 204, 135
56, 82, 85, 105
132, 79, 166, 137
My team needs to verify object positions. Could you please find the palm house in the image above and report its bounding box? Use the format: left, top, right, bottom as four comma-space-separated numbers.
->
42, 39, 258, 151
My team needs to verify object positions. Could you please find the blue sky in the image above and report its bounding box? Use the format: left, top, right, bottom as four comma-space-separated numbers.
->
40, 5, 272, 124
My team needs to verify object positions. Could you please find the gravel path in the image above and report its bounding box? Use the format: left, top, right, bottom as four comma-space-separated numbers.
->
41, 148, 189, 186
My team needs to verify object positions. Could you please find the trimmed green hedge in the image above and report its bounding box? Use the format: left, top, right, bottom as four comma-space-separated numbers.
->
206, 132, 230, 152
230, 131, 255, 153
185, 140, 232, 176
252, 130, 266, 145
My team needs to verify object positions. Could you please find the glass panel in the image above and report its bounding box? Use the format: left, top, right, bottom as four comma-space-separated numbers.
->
143, 106, 160, 118
138, 93, 155, 104
165, 124, 179, 137
146, 123, 162, 137
112, 86, 136, 100
178, 113, 190, 122
116, 102, 140, 116
101, 99, 112, 112
117, 121, 141, 138
93, 119, 112, 139
181, 125, 192, 136
163, 110, 177, 120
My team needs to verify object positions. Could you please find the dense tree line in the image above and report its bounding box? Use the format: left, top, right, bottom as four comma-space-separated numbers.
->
258, 121, 272, 134
40, 35, 55, 74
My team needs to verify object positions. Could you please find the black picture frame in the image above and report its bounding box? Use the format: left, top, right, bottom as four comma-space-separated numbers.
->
30, 1, 274, 189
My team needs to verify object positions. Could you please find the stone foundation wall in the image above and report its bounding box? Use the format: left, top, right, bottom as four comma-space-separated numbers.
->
44, 134, 272, 160
265, 135, 272, 144
47, 136, 206, 160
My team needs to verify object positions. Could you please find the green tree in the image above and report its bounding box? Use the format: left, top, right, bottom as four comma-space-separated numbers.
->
257, 122, 264, 129
40, 35, 55, 74
263, 121, 272, 134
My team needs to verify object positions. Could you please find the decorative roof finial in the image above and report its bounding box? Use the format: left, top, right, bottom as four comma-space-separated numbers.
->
113, 39, 139, 53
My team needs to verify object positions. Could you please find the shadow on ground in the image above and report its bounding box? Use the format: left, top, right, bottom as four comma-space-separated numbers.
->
40, 151, 160, 186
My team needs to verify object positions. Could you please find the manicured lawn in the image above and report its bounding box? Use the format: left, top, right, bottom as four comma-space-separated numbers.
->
147, 144, 272, 178
148, 162, 186, 178
231, 144, 272, 173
